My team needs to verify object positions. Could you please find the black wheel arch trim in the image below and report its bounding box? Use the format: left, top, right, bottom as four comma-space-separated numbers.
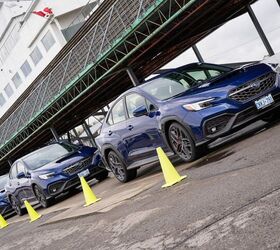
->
160, 116, 197, 145
101, 144, 127, 170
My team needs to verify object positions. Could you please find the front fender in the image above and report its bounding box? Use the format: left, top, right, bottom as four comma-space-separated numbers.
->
100, 144, 127, 170
160, 115, 196, 143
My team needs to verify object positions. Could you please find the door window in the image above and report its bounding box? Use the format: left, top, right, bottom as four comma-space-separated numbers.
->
126, 93, 146, 118
10, 165, 17, 179
17, 162, 26, 175
107, 113, 113, 125
146, 99, 157, 112
185, 70, 208, 81
209, 69, 222, 77
111, 99, 126, 124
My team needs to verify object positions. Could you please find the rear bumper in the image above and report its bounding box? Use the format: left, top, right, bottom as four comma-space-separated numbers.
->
203, 92, 280, 140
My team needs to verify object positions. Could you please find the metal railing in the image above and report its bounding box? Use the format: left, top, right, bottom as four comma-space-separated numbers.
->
0, 0, 198, 160
61, 0, 103, 41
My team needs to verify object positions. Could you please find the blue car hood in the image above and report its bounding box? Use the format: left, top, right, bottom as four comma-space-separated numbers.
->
168, 63, 274, 103
31, 149, 94, 174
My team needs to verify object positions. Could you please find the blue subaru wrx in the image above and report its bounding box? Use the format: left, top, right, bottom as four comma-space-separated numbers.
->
5, 142, 108, 215
0, 174, 13, 216
96, 62, 280, 182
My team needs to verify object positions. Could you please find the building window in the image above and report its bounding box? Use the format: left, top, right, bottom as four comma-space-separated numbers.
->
12, 72, 23, 88
30, 46, 43, 65
0, 93, 6, 106
4, 83, 14, 98
41, 31, 55, 52
20, 60, 32, 78
0, 22, 20, 64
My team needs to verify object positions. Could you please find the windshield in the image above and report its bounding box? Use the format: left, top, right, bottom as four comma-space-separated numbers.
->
0, 175, 8, 189
142, 77, 191, 100
23, 143, 79, 170
142, 65, 230, 100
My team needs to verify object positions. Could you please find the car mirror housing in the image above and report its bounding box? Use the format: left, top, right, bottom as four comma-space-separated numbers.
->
133, 105, 148, 117
16, 172, 26, 179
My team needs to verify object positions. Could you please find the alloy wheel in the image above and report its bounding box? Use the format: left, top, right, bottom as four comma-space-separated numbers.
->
108, 152, 126, 182
168, 123, 194, 161
34, 186, 47, 208
10, 196, 22, 216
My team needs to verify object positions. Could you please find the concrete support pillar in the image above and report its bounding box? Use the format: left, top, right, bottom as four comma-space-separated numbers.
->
192, 44, 204, 63
247, 5, 274, 56
126, 67, 139, 86
82, 121, 96, 147
72, 128, 83, 145
50, 127, 60, 142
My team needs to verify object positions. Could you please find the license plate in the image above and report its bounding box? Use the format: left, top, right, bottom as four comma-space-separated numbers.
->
255, 94, 274, 110
78, 169, 90, 178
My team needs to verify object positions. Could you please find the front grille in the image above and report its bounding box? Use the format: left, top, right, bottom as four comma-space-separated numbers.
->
64, 178, 80, 189
229, 72, 277, 102
63, 157, 92, 175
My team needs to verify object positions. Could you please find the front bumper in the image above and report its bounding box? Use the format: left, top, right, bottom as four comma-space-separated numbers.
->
44, 165, 105, 198
203, 92, 280, 139
0, 203, 13, 215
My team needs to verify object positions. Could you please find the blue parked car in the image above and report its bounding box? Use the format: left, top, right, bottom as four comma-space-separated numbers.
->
96, 62, 280, 182
5, 142, 108, 215
0, 174, 13, 216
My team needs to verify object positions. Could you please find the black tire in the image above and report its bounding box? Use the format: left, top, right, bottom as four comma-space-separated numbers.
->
95, 170, 109, 182
107, 151, 137, 183
33, 185, 53, 208
168, 122, 197, 162
9, 195, 24, 216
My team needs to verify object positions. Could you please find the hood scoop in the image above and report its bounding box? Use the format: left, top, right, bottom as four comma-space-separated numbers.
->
55, 150, 79, 163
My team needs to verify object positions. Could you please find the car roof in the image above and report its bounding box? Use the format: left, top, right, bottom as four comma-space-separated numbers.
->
109, 62, 233, 106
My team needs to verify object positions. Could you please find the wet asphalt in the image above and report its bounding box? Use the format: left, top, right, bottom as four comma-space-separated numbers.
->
1, 119, 280, 249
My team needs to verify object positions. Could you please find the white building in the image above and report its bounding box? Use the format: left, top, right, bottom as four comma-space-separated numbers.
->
0, 0, 102, 117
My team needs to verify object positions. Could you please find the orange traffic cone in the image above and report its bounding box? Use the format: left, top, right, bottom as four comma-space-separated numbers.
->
156, 147, 187, 188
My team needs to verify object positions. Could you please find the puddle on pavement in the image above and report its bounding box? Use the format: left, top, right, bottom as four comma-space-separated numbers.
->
191, 150, 235, 168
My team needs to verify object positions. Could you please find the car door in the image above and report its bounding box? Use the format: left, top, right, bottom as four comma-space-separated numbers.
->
6, 164, 17, 196
103, 98, 128, 160
123, 93, 163, 164
15, 162, 32, 201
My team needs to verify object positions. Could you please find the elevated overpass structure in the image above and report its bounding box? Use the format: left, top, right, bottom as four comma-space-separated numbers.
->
0, 0, 264, 172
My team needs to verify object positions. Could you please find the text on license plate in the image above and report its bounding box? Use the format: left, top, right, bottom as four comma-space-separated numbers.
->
78, 169, 90, 178
255, 94, 274, 110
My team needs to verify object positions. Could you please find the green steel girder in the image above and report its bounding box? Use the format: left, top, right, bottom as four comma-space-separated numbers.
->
0, 0, 199, 162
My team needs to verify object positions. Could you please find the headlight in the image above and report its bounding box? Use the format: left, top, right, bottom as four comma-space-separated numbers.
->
183, 98, 215, 111
39, 172, 55, 180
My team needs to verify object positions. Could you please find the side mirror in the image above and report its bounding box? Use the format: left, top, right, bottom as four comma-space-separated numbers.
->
16, 172, 26, 179
133, 105, 148, 117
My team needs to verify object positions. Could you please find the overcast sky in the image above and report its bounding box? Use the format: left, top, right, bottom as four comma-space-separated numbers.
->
162, 0, 280, 69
